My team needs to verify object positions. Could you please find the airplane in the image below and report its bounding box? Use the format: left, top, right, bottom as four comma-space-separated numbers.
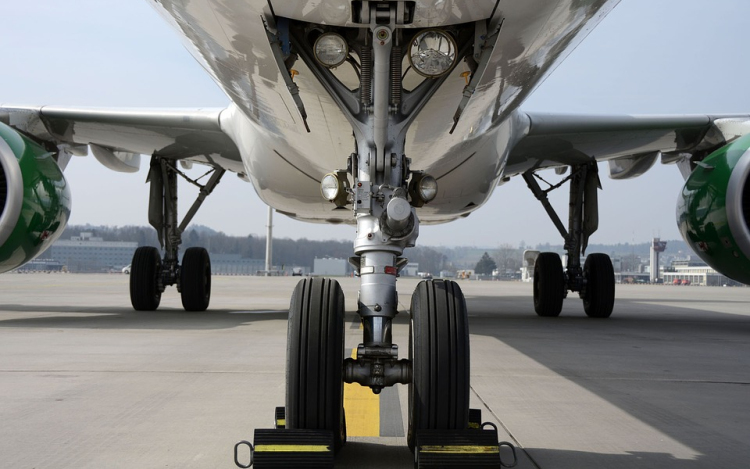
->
1, 0, 749, 462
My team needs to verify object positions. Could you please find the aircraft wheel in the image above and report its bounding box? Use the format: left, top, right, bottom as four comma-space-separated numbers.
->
180, 247, 211, 311
582, 253, 615, 318
286, 277, 346, 450
408, 279, 470, 451
130, 246, 162, 311
533, 252, 565, 317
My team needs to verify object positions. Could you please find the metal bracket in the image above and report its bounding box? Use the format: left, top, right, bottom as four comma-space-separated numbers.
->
450, 19, 503, 134
344, 344, 411, 393
523, 161, 600, 292
265, 24, 310, 132
146, 156, 226, 289
355, 181, 373, 214
353, 1, 415, 25
178, 167, 226, 233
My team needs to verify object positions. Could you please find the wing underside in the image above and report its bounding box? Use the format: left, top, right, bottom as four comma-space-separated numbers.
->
0, 105, 242, 174
506, 111, 750, 180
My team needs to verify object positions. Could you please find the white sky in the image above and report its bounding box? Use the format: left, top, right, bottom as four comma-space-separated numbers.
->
2, 0, 749, 248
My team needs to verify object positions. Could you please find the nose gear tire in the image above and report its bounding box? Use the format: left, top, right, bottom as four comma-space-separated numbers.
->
408, 279, 470, 452
286, 277, 347, 450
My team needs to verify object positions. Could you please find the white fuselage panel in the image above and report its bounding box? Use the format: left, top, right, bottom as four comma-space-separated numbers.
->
151, 0, 619, 224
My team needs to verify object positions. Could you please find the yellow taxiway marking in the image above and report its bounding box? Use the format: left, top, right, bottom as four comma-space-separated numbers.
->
255, 445, 330, 452
343, 348, 380, 437
419, 445, 500, 454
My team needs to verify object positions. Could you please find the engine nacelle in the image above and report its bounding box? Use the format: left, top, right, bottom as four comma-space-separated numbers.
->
677, 134, 750, 284
0, 122, 71, 273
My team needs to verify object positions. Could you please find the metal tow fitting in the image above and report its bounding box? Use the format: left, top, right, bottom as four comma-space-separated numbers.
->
482, 422, 518, 468
234, 440, 254, 468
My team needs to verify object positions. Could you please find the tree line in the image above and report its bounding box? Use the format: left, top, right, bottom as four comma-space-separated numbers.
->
59, 224, 449, 273
58, 224, 689, 274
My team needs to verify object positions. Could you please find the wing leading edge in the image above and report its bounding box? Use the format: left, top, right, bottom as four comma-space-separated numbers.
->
0, 105, 242, 174
505, 111, 750, 180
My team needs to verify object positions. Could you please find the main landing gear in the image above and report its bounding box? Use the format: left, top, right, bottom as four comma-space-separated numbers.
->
523, 162, 616, 318
129, 156, 224, 312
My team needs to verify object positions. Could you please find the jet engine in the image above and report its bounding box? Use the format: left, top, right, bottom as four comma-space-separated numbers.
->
0, 122, 71, 273
677, 134, 750, 284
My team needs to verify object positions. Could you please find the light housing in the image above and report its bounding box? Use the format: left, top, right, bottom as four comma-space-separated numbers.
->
320, 171, 350, 207
408, 29, 457, 78
314, 33, 349, 68
408, 172, 438, 207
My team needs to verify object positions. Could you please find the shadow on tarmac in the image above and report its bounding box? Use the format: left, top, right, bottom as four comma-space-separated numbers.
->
3, 285, 749, 467
466, 293, 750, 468
336, 441, 413, 468
0, 306, 289, 330
334, 442, 715, 468
0, 305, 411, 331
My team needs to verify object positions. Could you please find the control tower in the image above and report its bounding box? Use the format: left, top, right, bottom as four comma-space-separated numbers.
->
650, 238, 667, 283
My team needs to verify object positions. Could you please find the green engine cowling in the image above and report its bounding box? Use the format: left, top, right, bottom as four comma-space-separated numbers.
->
0, 122, 71, 273
677, 133, 750, 284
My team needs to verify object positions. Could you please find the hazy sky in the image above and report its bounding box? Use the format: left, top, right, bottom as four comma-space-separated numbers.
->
2, 1, 749, 249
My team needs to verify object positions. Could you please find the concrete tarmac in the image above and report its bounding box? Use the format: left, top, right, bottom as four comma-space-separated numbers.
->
1, 273, 749, 468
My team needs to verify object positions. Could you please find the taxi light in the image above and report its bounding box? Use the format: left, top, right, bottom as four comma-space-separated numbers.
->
408, 172, 438, 207
408, 30, 457, 78
314, 33, 349, 68
418, 175, 438, 202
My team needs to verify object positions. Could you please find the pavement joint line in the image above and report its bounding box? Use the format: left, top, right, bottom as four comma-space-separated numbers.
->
0, 369, 281, 374
471, 374, 750, 385
470, 385, 543, 469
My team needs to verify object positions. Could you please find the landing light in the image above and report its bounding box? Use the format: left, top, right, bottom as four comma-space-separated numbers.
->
320, 171, 350, 207
408, 30, 457, 78
314, 33, 348, 68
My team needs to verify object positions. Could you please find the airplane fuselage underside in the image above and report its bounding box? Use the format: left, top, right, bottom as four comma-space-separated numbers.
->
153, 0, 618, 224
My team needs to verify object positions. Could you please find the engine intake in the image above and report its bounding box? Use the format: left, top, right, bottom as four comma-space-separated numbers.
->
0, 122, 71, 273
677, 134, 750, 284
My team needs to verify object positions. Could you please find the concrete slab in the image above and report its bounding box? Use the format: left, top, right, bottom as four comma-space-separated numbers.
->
0, 273, 748, 468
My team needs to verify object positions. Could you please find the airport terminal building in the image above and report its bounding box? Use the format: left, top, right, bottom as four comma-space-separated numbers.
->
662, 260, 744, 287
43, 232, 137, 273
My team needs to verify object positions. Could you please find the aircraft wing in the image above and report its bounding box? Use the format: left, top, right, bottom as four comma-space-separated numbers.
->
505, 111, 750, 179
0, 105, 242, 173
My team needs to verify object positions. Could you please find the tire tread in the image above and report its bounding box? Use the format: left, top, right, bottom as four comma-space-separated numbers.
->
129, 246, 161, 311
583, 253, 615, 318
408, 279, 470, 450
533, 252, 565, 317
287, 278, 346, 449
180, 247, 211, 311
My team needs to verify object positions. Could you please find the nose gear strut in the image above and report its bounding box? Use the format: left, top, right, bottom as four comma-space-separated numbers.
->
239, 6, 498, 466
